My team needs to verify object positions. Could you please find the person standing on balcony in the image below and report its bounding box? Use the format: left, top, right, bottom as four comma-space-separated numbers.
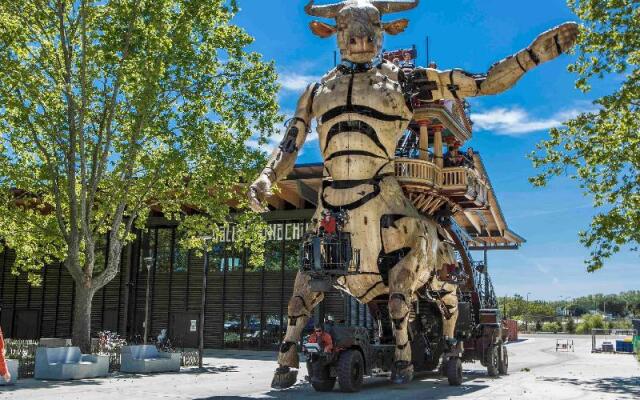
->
445, 144, 466, 167
464, 147, 476, 169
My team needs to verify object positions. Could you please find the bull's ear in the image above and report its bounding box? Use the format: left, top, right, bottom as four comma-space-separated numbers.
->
310, 21, 337, 38
384, 18, 409, 35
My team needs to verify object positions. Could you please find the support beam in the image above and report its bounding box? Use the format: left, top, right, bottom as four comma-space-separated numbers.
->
275, 184, 305, 209
418, 120, 430, 161
295, 180, 319, 206
463, 210, 483, 234
433, 125, 444, 168
265, 194, 285, 210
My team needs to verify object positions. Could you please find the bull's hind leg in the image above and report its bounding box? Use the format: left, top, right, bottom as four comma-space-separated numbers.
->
434, 243, 460, 349
440, 289, 459, 348
272, 271, 324, 389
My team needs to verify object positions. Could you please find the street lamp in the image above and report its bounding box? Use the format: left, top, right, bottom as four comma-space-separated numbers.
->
143, 254, 154, 345
198, 236, 213, 370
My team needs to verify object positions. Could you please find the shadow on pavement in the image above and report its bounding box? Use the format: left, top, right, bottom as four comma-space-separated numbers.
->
181, 365, 239, 374
202, 350, 277, 361
0, 365, 241, 392
0, 377, 105, 392
538, 376, 640, 398
194, 371, 491, 400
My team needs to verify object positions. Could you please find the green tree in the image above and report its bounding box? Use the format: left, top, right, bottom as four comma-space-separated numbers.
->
0, 0, 280, 351
565, 318, 576, 334
577, 314, 605, 334
535, 320, 543, 332
529, 0, 640, 271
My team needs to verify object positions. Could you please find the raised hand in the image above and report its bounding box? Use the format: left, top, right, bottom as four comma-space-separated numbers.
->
529, 22, 579, 64
248, 173, 273, 213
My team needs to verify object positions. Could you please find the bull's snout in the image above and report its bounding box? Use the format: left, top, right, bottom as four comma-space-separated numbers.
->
348, 35, 375, 54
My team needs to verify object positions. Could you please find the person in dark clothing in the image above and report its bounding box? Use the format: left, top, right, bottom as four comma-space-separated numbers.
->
444, 145, 466, 167
464, 147, 476, 169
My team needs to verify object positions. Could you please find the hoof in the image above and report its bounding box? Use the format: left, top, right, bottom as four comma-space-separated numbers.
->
271, 366, 298, 389
391, 361, 414, 384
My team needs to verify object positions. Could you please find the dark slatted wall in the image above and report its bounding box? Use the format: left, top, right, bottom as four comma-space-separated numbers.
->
242, 265, 262, 349
204, 253, 224, 349
0, 216, 348, 348
0, 250, 17, 335
40, 264, 62, 338
262, 239, 284, 351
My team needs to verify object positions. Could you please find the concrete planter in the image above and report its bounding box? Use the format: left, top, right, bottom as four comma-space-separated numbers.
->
120, 345, 181, 374
0, 359, 19, 385
34, 347, 109, 380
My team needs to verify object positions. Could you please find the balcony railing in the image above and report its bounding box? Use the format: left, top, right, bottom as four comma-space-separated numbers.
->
395, 158, 441, 187
394, 158, 490, 209
442, 167, 468, 188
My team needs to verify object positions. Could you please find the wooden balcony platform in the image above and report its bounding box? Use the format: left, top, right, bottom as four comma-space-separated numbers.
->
395, 158, 490, 214
277, 160, 525, 251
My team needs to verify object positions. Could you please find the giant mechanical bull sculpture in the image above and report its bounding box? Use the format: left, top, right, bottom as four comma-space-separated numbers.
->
248, 0, 577, 388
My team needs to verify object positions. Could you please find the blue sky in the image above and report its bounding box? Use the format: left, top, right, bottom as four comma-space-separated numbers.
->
234, 0, 639, 300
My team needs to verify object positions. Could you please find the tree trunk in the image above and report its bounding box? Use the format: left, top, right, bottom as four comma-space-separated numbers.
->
72, 284, 96, 353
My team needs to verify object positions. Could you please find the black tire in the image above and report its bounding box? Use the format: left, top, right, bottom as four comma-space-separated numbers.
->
498, 345, 509, 375
311, 378, 336, 392
307, 361, 336, 392
486, 345, 499, 377
446, 357, 463, 386
337, 350, 364, 392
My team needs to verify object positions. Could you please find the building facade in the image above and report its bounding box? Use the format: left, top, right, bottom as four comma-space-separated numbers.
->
0, 208, 371, 350
0, 157, 522, 349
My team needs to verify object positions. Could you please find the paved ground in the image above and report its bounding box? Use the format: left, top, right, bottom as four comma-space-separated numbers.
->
1, 334, 638, 399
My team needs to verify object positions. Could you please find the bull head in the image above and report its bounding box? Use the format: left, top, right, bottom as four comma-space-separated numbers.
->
305, 0, 419, 64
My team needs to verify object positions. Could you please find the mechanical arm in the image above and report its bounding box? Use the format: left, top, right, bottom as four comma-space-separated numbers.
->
249, 83, 317, 212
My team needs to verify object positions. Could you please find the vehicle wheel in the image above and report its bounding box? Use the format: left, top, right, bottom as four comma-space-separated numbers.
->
498, 345, 508, 375
446, 357, 463, 386
311, 378, 336, 392
486, 345, 499, 377
337, 350, 364, 392
307, 361, 336, 392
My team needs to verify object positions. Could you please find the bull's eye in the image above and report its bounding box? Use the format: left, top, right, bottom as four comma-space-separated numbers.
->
350, 38, 356, 45
367, 36, 373, 43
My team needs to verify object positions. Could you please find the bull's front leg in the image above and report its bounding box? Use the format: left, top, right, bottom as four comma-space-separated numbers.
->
272, 271, 324, 389
388, 263, 417, 385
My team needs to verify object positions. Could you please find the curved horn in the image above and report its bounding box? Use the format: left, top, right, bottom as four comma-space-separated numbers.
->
304, 1, 346, 18
372, 0, 419, 14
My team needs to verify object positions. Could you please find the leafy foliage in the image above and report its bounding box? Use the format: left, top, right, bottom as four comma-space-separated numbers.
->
0, 0, 280, 347
542, 321, 562, 333
565, 317, 576, 333
500, 291, 640, 320
529, 0, 640, 271
576, 314, 605, 334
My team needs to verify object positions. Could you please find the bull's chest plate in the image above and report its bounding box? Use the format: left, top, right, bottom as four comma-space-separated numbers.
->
312, 65, 413, 180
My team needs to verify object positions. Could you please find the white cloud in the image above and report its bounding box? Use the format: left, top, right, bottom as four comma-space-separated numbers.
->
278, 73, 320, 92
470, 107, 587, 136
